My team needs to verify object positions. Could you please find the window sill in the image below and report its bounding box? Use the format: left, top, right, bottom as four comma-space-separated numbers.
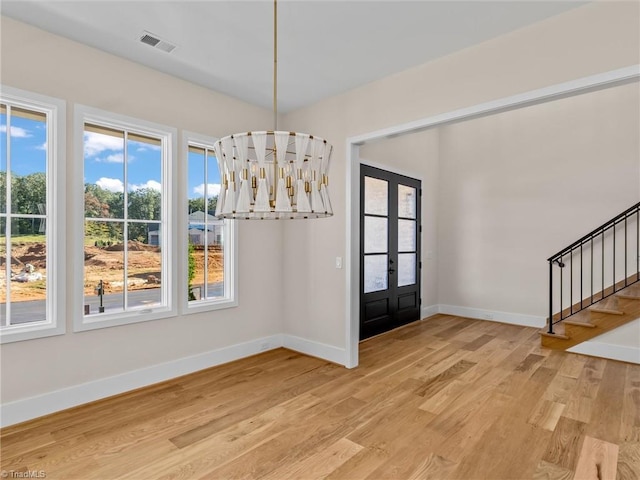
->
74, 306, 176, 332
184, 297, 238, 315
0, 321, 65, 344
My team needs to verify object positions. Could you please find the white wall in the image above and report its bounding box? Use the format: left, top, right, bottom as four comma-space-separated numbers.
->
281, 1, 640, 354
0, 17, 284, 406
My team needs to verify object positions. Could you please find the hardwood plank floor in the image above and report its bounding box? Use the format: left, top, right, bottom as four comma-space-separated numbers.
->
1, 314, 638, 480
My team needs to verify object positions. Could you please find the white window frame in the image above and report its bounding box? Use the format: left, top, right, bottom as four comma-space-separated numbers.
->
0, 86, 66, 344
181, 131, 237, 314
73, 105, 177, 332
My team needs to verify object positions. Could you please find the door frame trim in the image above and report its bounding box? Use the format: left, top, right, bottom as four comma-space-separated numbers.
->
345, 64, 640, 368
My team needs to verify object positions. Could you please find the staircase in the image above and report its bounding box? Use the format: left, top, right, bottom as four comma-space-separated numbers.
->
542, 202, 640, 350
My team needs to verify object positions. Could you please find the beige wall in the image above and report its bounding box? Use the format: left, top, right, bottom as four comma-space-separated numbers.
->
282, 1, 640, 349
0, 17, 283, 403
438, 83, 640, 315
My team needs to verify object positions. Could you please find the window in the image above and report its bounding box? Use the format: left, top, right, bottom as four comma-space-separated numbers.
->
75, 106, 176, 331
0, 86, 66, 343
184, 132, 236, 312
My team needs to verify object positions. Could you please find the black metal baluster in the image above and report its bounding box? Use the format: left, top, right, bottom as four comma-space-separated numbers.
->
613, 222, 616, 294
570, 249, 573, 315
602, 227, 605, 301
590, 236, 593, 305
560, 254, 564, 320
625, 216, 628, 287
580, 243, 583, 310
549, 260, 554, 334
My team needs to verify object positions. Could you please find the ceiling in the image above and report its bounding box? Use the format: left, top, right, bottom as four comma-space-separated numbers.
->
1, 1, 587, 112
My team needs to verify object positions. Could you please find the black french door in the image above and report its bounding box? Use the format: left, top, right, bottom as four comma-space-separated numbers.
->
360, 164, 421, 340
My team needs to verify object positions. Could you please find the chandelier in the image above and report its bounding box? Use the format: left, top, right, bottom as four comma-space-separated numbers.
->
214, 1, 333, 220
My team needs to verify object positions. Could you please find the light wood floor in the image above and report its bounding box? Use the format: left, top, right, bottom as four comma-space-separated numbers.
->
1, 314, 639, 479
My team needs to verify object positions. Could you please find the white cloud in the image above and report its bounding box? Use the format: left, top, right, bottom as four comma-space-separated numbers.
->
97, 153, 125, 163
193, 183, 221, 198
37, 142, 47, 151
84, 131, 123, 157
96, 177, 124, 193
135, 143, 161, 153
129, 180, 161, 192
0, 125, 32, 138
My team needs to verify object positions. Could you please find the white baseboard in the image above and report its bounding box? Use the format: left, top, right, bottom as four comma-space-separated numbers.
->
421, 305, 440, 319
568, 341, 640, 364
0, 334, 284, 428
437, 304, 546, 328
282, 334, 347, 366
1, 332, 351, 428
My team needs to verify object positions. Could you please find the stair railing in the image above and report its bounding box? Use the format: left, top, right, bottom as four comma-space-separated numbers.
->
548, 201, 640, 334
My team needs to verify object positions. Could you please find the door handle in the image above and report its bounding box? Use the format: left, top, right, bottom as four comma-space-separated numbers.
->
388, 268, 396, 274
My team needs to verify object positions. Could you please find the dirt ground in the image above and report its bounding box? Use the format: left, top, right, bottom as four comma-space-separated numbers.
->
1, 241, 224, 302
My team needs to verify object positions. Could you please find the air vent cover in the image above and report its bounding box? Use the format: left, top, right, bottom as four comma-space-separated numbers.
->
139, 31, 176, 53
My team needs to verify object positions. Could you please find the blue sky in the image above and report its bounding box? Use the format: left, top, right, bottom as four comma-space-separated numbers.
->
0, 111, 221, 200
0, 113, 47, 177
84, 131, 221, 200
83, 130, 162, 193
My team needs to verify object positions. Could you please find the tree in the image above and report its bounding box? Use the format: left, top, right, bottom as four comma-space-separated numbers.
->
84, 184, 124, 219
188, 197, 205, 214
128, 188, 161, 221
84, 188, 110, 218
4, 172, 47, 235
188, 196, 217, 216
127, 188, 161, 242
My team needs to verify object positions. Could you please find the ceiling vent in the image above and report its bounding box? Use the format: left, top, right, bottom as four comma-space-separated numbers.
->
139, 31, 176, 54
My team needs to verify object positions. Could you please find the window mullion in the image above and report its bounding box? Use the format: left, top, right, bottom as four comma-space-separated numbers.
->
123, 131, 129, 311
204, 147, 209, 299
5, 105, 12, 325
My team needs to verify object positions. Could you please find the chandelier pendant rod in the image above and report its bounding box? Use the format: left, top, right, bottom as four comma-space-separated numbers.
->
273, 0, 278, 131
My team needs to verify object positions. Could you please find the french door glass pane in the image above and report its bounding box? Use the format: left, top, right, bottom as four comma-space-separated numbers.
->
364, 254, 388, 293
364, 176, 388, 215
398, 184, 416, 219
398, 253, 416, 287
398, 219, 416, 252
364, 216, 388, 253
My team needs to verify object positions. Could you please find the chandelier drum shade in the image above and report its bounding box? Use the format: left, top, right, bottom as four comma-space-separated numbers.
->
214, 131, 333, 220
214, 0, 333, 220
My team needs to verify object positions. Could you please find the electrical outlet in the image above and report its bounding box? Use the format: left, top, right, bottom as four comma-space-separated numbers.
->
335, 257, 343, 269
